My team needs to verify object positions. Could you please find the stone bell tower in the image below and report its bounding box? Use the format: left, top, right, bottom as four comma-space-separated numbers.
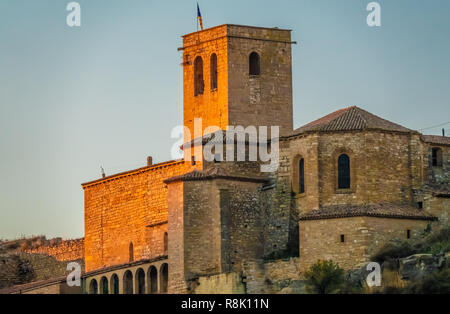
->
180, 24, 294, 140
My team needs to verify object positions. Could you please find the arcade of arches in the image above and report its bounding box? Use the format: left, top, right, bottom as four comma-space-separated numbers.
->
85, 260, 168, 294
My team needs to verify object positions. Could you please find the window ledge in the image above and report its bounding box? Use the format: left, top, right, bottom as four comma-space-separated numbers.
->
335, 188, 354, 194
294, 192, 306, 199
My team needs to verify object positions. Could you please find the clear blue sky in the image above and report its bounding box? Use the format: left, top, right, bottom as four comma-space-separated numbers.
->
1, 0, 449, 240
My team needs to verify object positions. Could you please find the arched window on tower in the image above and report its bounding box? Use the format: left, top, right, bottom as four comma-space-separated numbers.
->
194, 56, 204, 96
164, 232, 168, 255
432, 147, 443, 167
129, 242, 134, 262
249, 52, 260, 76
299, 158, 305, 194
210, 53, 218, 90
338, 154, 351, 189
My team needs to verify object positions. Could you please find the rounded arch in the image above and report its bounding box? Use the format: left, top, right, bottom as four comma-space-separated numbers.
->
123, 270, 133, 294
194, 56, 204, 96
89, 279, 98, 294
99, 276, 108, 294
160, 263, 168, 294
337, 154, 351, 189
147, 265, 158, 294
135, 268, 146, 294
110, 273, 119, 294
210, 53, 218, 90
249, 51, 260, 75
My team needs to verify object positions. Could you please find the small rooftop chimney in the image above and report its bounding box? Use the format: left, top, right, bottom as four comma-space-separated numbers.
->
100, 166, 106, 178
147, 156, 153, 167
443, 128, 445, 137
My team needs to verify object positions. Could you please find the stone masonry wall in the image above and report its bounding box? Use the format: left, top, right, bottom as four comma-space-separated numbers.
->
299, 217, 430, 271
83, 160, 194, 272
183, 25, 229, 141
227, 25, 293, 137
285, 131, 422, 215
24, 238, 84, 262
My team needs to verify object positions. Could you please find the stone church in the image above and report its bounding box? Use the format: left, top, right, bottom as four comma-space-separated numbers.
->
40, 24, 450, 294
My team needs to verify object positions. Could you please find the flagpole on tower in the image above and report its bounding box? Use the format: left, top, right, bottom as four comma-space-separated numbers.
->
197, 2, 204, 31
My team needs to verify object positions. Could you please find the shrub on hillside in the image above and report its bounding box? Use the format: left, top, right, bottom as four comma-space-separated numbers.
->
405, 268, 450, 294
304, 260, 345, 294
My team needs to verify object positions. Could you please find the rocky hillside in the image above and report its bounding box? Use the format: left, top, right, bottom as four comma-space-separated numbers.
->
0, 236, 84, 290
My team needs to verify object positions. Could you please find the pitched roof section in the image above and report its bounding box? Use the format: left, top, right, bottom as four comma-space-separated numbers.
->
164, 168, 269, 184
421, 135, 450, 146
298, 203, 437, 221
291, 106, 413, 136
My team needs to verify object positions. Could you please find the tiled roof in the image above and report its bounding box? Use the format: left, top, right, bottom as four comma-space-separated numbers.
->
81, 159, 184, 188
0, 275, 68, 294
298, 203, 437, 221
291, 106, 413, 136
164, 168, 269, 184
181, 130, 262, 150
421, 135, 450, 146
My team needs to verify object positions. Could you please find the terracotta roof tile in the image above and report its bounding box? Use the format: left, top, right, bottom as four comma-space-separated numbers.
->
291, 106, 413, 136
299, 203, 437, 221
421, 135, 450, 146
164, 168, 268, 184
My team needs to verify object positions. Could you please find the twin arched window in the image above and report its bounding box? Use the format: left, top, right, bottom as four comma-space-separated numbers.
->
338, 154, 351, 189
249, 52, 260, 75
194, 54, 218, 96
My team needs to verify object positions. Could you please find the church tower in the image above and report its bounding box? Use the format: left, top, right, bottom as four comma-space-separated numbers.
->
181, 24, 294, 140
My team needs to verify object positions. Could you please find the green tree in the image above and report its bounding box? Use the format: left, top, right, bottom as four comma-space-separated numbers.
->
304, 260, 345, 294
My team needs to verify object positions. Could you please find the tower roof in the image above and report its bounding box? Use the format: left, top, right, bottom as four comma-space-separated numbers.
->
291, 106, 414, 136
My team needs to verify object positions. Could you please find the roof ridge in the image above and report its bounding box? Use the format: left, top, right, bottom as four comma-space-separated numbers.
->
290, 105, 413, 136
350, 106, 369, 127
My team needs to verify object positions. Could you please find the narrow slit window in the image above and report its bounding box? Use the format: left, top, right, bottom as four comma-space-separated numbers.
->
299, 158, 305, 194
249, 52, 260, 76
129, 242, 134, 262
210, 53, 218, 90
